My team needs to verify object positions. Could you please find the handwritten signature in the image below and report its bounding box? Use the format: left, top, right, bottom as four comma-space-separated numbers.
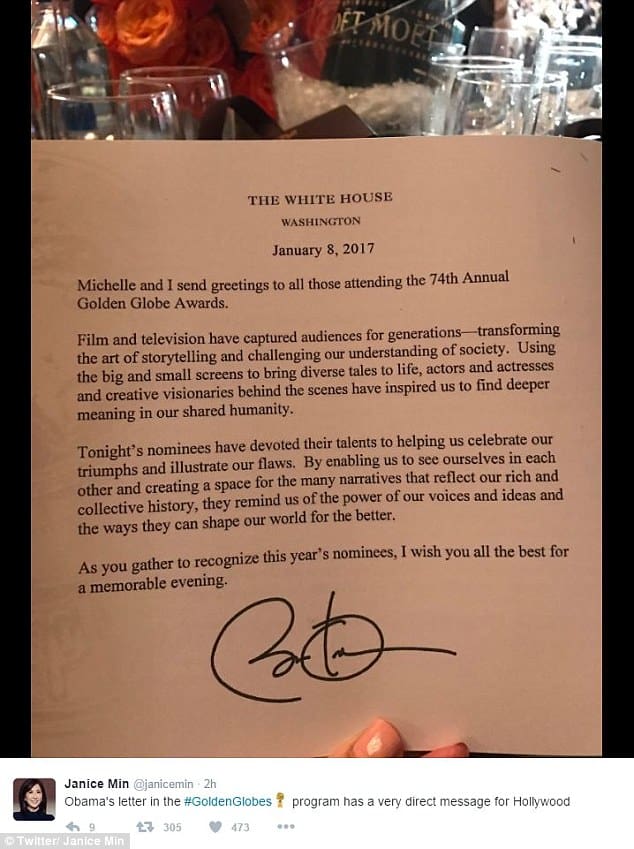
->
209, 591, 457, 703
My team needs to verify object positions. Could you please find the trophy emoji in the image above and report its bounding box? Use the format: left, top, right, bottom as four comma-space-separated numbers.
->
276, 792, 284, 809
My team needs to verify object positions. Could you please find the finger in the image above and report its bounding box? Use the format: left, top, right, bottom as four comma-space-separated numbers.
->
422, 742, 469, 758
328, 718, 404, 758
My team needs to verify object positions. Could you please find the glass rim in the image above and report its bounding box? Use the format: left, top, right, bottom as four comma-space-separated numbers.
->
263, 0, 478, 57
47, 79, 176, 102
120, 66, 230, 83
454, 69, 568, 88
544, 46, 602, 56
430, 54, 524, 67
543, 33, 602, 44
470, 26, 532, 36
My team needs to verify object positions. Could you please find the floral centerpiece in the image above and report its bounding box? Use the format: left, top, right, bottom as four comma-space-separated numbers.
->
91, 0, 321, 119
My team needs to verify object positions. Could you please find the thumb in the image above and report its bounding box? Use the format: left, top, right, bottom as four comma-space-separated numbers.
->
422, 742, 470, 758
328, 718, 404, 758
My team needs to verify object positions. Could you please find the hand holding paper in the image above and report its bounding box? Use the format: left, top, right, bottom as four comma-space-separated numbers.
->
328, 718, 469, 758
31, 135, 601, 757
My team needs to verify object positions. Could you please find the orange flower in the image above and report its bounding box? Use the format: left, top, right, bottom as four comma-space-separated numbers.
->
241, 0, 297, 54
115, 0, 188, 65
185, 12, 234, 68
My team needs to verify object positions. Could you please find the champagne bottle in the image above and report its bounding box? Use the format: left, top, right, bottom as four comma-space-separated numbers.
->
320, 0, 469, 87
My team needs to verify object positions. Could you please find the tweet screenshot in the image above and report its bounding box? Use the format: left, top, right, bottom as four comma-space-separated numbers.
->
27, 87, 612, 849
0, 758, 628, 848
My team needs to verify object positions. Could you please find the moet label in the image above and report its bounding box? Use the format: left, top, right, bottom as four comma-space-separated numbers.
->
321, 0, 456, 87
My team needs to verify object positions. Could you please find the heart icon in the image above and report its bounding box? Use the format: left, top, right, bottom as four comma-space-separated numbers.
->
209, 822, 222, 833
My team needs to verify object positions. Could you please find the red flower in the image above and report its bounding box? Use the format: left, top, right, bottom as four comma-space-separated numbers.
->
304, 0, 338, 42
91, 0, 342, 123
185, 0, 217, 20
96, 5, 119, 51
233, 54, 277, 119
304, 0, 338, 67
106, 49, 135, 79
185, 12, 235, 68
241, 0, 297, 54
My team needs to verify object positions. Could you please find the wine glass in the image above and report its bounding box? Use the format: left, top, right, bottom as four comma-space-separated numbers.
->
534, 34, 602, 124
529, 72, 569, 135
428, 42, 466, 59
46, 79, 183, 139
425, 54, 523, 134
119, 66, 232, 140
467, 27, 532, 64
444, 68, 568, 136
535, 32, 602, 59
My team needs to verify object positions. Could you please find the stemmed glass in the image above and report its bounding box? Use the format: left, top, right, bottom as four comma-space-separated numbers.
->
425, 55, 523, 135
428, 42, 466, 59
46, 79, 183, 139
444, 69, 568, 136
533, 34, 602, 124
119, 66, 232, 140
467, 27, 533, 64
